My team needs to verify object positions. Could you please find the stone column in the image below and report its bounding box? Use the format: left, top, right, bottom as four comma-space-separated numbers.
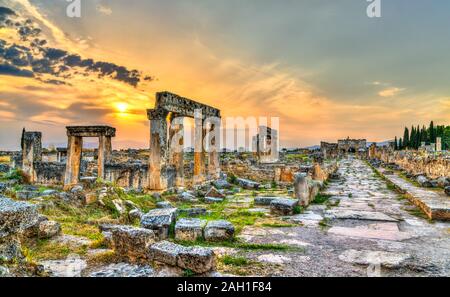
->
436, 137, 442, 152
21, 131, 42, 182
105, 136, 112, 162
169, 117, 184, 187
193, 110, 205, 184
98, 135, 106, 180
148, 110, 168, 190
206, 121, 221, 179
270, 129, 279, 162
64, 136, 83, 190
294, 173, 310, 206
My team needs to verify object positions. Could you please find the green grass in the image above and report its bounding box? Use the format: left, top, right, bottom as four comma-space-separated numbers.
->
23, 239, 88, 261
312, 193, 332, 204
174, 239, 304, 252
293, 205, 303, 214
220, 255, 251, 266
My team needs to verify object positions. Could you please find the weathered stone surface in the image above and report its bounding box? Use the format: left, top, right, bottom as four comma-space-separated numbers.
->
111, 225, 157, 261
177, 246, 215, 274
236, 178, 260, 190
41, 189, 58, 196
294, 173, 310, 206
0, 197, 38, 236
177, 208, 207, 217
175, 218, 207, 241
111, 199, 126, 215
445, 186, 450, 196
16, 190, 39, 200
128, 209, 143, 222
0, 237, 23, 263
213, 179, 231, 189
140, 208, 177, 239
416, 175, 432, 188
270, 198, 299, 216
41, 254, 87, 277
148, 241, 182, 266
89, 263, 155, 277
254, 196, 278, 206
21, 214, 48, 238
178, 191, 197, 202
205, 197, 224, 203
38, 220, 61, 239
156, 201, 173, 209
338, 249, 411, 268
204, 220, 235, 241
205, 187, 225, 199
324, 209, 398, 222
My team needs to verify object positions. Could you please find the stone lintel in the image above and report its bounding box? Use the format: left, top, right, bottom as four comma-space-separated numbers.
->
66, 126, 116, 137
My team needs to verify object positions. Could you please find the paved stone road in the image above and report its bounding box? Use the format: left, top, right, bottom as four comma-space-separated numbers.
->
238, 157, 450, 276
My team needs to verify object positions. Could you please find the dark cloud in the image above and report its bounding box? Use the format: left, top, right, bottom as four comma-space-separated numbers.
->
0, 63, 34, 77
0, 6, 153, 87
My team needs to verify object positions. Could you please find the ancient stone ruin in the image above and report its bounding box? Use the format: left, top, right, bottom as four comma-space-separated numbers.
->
147, 92, 221, 190
64, 126, 116, 190
253, 126, 279, 163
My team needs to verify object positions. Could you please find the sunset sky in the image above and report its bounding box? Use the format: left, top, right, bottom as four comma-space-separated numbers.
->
0, 0, 449, 150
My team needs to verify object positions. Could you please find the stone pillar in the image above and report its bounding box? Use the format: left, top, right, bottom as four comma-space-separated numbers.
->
436, 137, 442, 152
206, 120, 221, 179
148, 110, 169, 190
98, 135, 106, 180
105, 136, 112, 162
294, 173, 310, 206
270, 129, 279, 162
169, 117, 184, 187
64, 136, 83, 190
193, 110, 205, 184
21, 131, 42, 182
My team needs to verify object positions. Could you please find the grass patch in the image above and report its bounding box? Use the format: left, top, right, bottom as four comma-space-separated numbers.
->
23, 239, 87, 261
175, 239, 303, 252
220, 255, 251, 266
312, 193, 332, 204
0, 156, 10, 163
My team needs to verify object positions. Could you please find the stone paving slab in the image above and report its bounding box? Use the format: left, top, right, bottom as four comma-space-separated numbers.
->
379, 169, 450, 221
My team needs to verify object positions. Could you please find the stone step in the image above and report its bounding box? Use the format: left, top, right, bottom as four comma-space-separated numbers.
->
378, 169, 450, 221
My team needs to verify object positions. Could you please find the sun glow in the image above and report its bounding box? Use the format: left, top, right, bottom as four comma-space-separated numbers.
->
116, 102, 129, 113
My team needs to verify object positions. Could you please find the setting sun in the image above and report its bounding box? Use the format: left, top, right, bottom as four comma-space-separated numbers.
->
115, 102, 128, 113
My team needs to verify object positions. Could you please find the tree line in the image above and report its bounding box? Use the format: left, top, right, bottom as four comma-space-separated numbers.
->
394, 121, 450, 150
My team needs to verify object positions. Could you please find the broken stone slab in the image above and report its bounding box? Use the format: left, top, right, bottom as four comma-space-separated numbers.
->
156, 201, 174, 209
15, 190, 39, 200
236, 178, 260, 190
38, 220, 61, 239
204, 197, 224, 204
79, 176, 97, 189
324, 209, 398, 222
41, 189, 58, 196
111, 225, 157, 262
328, 225, 413, 241
0, 237, 23, 263
141, 208, 177, 239
177, 208, 207, 217
270, 198, 299, 216
285, 211, 323, 226
175, 218, 207, 241
247, 208, 270, 214
41, 255, 87, 277
204, 220, 235, 241
88, 263, 155, 277
148, 241, 215, 274
338, 249, 411, 268
177, 191, 197, 202
254, 196, 278, 206
0, 197, 38, 236
416, 175, 432, 188
213, 179, 232, 189
128, 209, 143, 222
205, 187, 225, 199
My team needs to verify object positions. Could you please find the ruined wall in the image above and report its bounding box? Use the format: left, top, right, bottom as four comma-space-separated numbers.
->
33, 162, 66, 185
377, 151, 450, 179
104, 163, 149, 189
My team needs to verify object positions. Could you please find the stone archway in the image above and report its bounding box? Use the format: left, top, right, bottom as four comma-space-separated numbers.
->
63, 126, 116, 190
146, 92, 221, 190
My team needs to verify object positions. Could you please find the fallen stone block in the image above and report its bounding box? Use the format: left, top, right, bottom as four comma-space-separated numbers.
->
148, 241, 215, 274
205, 197, 224, 204
270, 198, 299, 216
178, 192, 197, 202
141, 208, 177, 239
128, 209, 143, 222
236, 178, 260, 190
41, 189, 58, 196
204, 220, 235, 241
175, 218, 207, 241
205, 187, 225, 199
38, 220, 61, 239
111, 225, 157, 262
445, 186, 450, 197
254, 196, 278, 206
213, 179, 232, 189
0, 197, 38, 235
177, 208, 207, 217
156, 201, 174, 209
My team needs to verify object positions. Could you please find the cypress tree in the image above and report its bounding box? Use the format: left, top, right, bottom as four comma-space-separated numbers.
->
429, 121, 436, 144
403, 127, 410, 149
394, 136, 398, 150
399, 137, 403, 150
